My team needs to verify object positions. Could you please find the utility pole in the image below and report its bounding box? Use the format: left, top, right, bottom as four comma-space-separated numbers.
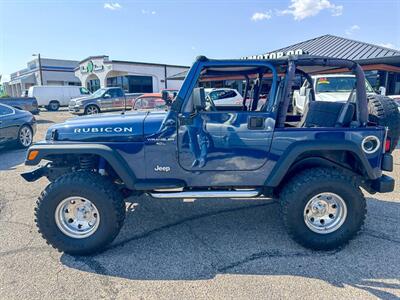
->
33, 53, 43, 85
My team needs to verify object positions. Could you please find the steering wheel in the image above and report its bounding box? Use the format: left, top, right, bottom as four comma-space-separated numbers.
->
205, 95, 217, 111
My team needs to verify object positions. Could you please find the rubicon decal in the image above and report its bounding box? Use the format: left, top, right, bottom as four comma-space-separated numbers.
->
74, 127, 133, 133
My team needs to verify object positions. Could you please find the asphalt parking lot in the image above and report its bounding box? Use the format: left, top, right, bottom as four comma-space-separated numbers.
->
0, 108, 399, 299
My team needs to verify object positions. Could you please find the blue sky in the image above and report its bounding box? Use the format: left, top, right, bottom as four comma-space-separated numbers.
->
1, 0, 399, 81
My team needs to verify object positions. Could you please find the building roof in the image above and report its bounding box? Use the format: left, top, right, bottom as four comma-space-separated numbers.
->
78, 55, 190, 69
167, 70, 189, 80
271, 34, 400, 62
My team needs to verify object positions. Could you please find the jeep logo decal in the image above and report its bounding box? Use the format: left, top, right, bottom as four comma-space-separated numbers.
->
74, 127, 133, 133
154, 165, 171, 172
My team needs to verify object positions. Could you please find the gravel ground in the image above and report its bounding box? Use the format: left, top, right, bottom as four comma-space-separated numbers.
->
0, 108, 399, 299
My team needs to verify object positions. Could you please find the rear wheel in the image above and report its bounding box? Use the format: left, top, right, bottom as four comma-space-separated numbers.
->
17, 125, 33, 148
368, 94, 400, 152
34, 172, 126, 255
85, 105, 100, 115
280, 167, 366, 250
47, 101, 60, 111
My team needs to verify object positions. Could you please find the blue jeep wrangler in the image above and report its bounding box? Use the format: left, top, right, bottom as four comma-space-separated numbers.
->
22, 56, 399, 255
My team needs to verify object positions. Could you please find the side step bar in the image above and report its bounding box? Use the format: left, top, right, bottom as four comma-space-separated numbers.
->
149, 189, 261, 199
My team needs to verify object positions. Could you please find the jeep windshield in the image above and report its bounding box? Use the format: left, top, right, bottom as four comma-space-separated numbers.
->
316, 77, 374, 93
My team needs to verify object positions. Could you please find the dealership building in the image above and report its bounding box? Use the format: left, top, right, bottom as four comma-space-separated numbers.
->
4, 58, 80, 97
170, 34, 400, 96
74, 55, 189, 93
4, 55, 189, 96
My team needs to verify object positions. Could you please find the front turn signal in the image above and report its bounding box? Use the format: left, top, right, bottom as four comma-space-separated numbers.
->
28, 150, 39, 161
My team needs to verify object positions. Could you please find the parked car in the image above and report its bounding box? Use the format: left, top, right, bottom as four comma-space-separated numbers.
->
0, 97, 40, 115
69, 87, 135, 115
28, 86, 91, 111
205, 88, 243, 107
132, 93, 168, 111
0, 103, 36, 148
292, 74, 375, 114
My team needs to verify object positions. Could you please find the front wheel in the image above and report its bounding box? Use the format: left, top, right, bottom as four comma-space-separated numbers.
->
84, 105, 100, 115
34, 172, 126, 255
280, 167, 366, 250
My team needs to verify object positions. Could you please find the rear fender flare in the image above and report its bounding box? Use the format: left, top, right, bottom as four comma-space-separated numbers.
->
264, 140, 380, 187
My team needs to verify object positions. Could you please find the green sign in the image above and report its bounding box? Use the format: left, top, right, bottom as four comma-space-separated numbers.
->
87, 61, 94, 73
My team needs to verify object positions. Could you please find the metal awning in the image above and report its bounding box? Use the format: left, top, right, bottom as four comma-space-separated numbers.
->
9, 73, 36, 85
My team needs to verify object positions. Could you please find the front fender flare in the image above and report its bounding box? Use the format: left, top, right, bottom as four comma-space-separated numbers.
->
25, 143, 136, 189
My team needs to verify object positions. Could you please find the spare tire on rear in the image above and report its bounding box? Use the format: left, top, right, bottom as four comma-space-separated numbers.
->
367, 94, 400, 153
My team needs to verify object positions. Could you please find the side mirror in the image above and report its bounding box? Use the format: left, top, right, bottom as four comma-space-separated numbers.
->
193, 87, 206, 111
378, 86, 386, 96
299, 87, 306, 97
103, 93, 111, 99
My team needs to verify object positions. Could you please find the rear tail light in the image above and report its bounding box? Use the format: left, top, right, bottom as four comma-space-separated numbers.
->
385, 138, 391, 152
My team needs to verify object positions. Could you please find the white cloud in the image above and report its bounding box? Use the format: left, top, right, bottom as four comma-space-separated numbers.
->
104, 2, 121, 10
378, 43, 398, 50
142, 9, 157, 15
251, 11, 272, 21
278, 0, 343, 20
345, 25, 360, 36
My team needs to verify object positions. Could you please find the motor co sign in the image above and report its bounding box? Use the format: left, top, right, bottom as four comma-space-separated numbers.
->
242, 49, 307, 60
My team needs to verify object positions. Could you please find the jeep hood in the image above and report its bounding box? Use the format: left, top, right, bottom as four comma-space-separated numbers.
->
315, 92, 350, 102
46, 111, 168, 142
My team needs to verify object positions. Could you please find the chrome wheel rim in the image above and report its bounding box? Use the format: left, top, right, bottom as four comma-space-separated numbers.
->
55, 197, 100, 239
304, 192, 347, 234
86, 106, 99, 114
19, 126, 32, 147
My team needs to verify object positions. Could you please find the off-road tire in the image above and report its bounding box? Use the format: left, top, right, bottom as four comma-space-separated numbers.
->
34, 171, 126, 255
280, 167, 366, 250
368, 94, 400, 152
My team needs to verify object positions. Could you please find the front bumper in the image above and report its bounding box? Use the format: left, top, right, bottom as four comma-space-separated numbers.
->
370, 175, 395, 193
68, 105, 84, 114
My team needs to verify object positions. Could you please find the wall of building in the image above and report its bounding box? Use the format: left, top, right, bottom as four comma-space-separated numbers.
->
75, 56, 189, 93
5, 58, 80, 97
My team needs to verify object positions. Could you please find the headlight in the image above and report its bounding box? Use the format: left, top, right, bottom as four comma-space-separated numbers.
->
75, 101, 82, 106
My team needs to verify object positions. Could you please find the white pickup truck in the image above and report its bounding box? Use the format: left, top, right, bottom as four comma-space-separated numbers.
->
292, 74, 376, 114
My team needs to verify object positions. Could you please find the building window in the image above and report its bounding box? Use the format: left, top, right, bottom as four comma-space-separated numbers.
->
107, 75, 153, 93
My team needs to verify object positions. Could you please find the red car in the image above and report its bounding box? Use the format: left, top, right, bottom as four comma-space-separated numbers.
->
132, 93, 168, 111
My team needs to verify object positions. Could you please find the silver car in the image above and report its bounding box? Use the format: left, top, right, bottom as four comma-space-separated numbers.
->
69, 87, 129, 115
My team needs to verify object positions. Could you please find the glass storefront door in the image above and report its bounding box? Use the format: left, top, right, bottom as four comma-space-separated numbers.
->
87, 79, 100, 92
